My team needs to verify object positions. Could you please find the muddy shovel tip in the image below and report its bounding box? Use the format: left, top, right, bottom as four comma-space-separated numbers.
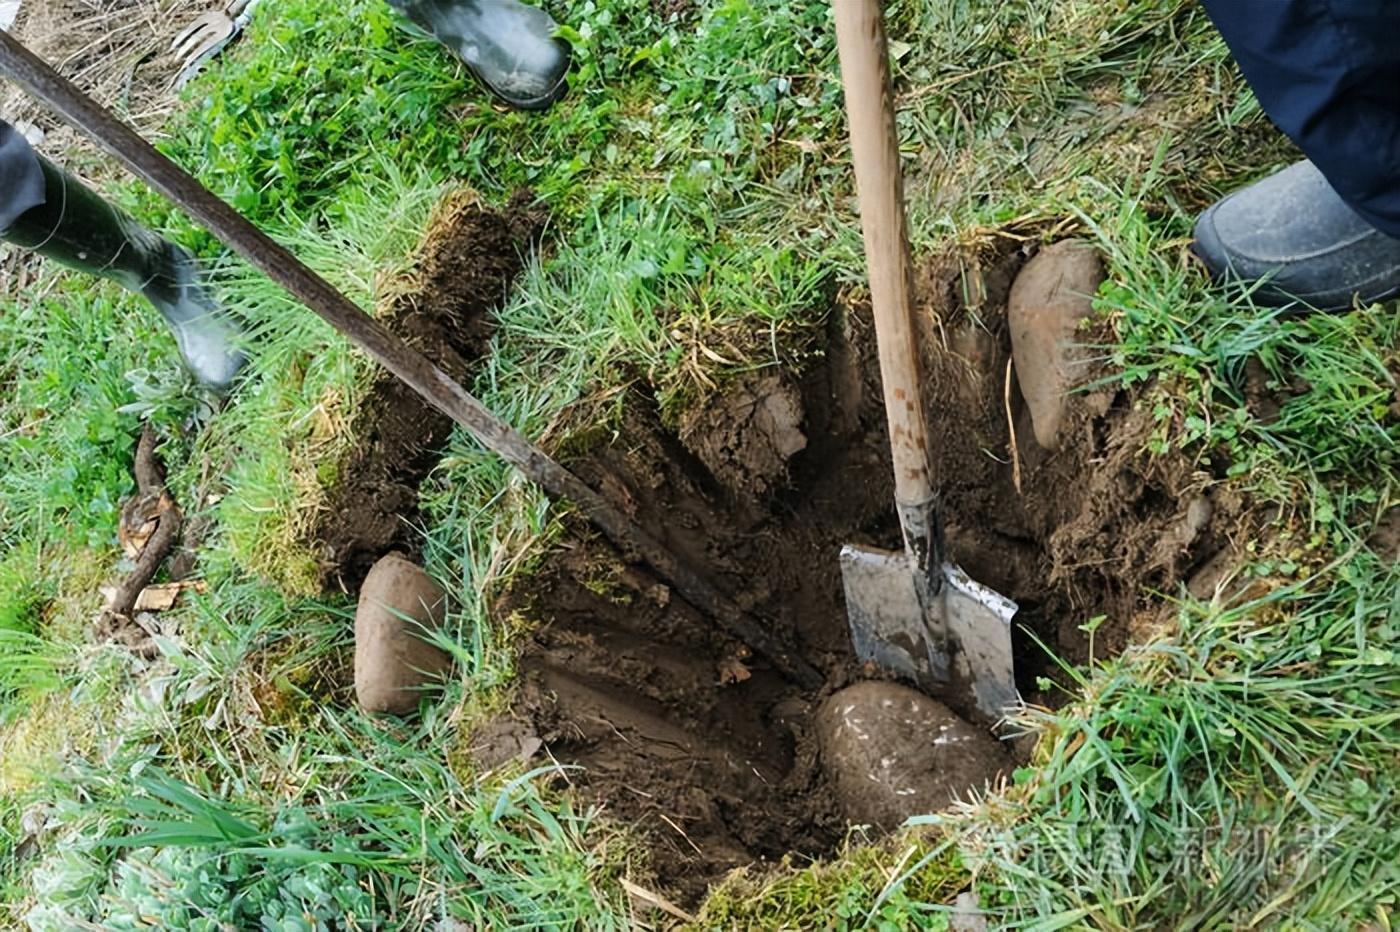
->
839, 543, 1021, 722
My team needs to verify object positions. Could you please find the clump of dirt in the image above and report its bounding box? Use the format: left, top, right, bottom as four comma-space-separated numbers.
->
651, 0, 696, 24
496, 238, 1243, 902
312, 192, 544, 593
1369, 507, 1400, 563
677, 374, 808, 498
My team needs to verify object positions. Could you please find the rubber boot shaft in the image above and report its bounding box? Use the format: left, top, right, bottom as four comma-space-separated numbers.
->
5, 154, 172, 290
0, 120, 45, 232
4, 156, 247, 388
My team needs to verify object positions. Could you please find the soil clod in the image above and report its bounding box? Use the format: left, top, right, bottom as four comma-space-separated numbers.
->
470, 717, 544, 771
816, 681, 1009, 830
1008, 239, 1105, 450
354, 553, 452, 715
678, 372, 808, 499
1368, 506, 1400, 562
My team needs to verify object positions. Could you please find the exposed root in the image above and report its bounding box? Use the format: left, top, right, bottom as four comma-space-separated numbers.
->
96, 424, 182, 658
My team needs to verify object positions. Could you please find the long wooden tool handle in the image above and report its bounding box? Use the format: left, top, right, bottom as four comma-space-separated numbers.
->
0, 29, 821, 690
833, 0, 939, 563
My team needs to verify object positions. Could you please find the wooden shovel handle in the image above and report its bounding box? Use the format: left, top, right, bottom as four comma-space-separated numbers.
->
833, 0, 935, 524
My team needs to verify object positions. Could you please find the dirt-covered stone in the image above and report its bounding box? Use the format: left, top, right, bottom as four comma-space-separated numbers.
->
354, 553, 452, 715
1008, 239, 1105, 450
815, 681, 1009, 829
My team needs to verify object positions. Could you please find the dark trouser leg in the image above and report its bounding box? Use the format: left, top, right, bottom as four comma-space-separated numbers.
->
2, 138, 246, 388
0, 121, 45, 230
1199, 0, 1400, 236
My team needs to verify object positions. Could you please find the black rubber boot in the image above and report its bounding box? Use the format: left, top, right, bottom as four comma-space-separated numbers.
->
387, 0, 570, 110
1192, 160, 1400, 312
3, 155, 247, 389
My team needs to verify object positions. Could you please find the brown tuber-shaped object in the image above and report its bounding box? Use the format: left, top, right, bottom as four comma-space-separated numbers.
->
816, 681, 1010, 830
1008, 239, 1105, 450
354, 553, 452, 715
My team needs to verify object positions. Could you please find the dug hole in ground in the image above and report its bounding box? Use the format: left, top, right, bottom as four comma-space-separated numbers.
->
326, 201, 1252, 906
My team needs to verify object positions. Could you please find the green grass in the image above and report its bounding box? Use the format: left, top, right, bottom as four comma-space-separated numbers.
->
2, 0, 1398, 927
967, 545, 1399, 927
696, 836, 970, 930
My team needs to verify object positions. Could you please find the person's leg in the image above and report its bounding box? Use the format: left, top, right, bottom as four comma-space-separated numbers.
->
0, 122, 246, 388
387, 0, 570, 110
1193, 0, 1400, 310
1201, 0, 1400, 234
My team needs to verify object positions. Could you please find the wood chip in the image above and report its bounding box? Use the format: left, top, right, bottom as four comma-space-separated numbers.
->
119, 517, 159, 560
134, 584, 181, 612
111, 576, 207, 612
717, 654, 752, 685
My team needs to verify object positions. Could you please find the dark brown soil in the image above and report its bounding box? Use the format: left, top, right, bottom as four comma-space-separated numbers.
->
307, 216, 1246, 901
312, 193, 544, 593
495, 240, 1242, 902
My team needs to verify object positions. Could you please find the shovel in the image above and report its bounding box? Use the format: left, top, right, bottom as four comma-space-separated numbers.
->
832, 0, 1018, 721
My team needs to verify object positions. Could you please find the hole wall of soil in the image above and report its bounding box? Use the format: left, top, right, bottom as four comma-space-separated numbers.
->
312, 193, 544, 593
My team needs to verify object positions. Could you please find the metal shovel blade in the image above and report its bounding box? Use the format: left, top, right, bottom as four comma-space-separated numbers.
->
840, 544, 1020, 720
